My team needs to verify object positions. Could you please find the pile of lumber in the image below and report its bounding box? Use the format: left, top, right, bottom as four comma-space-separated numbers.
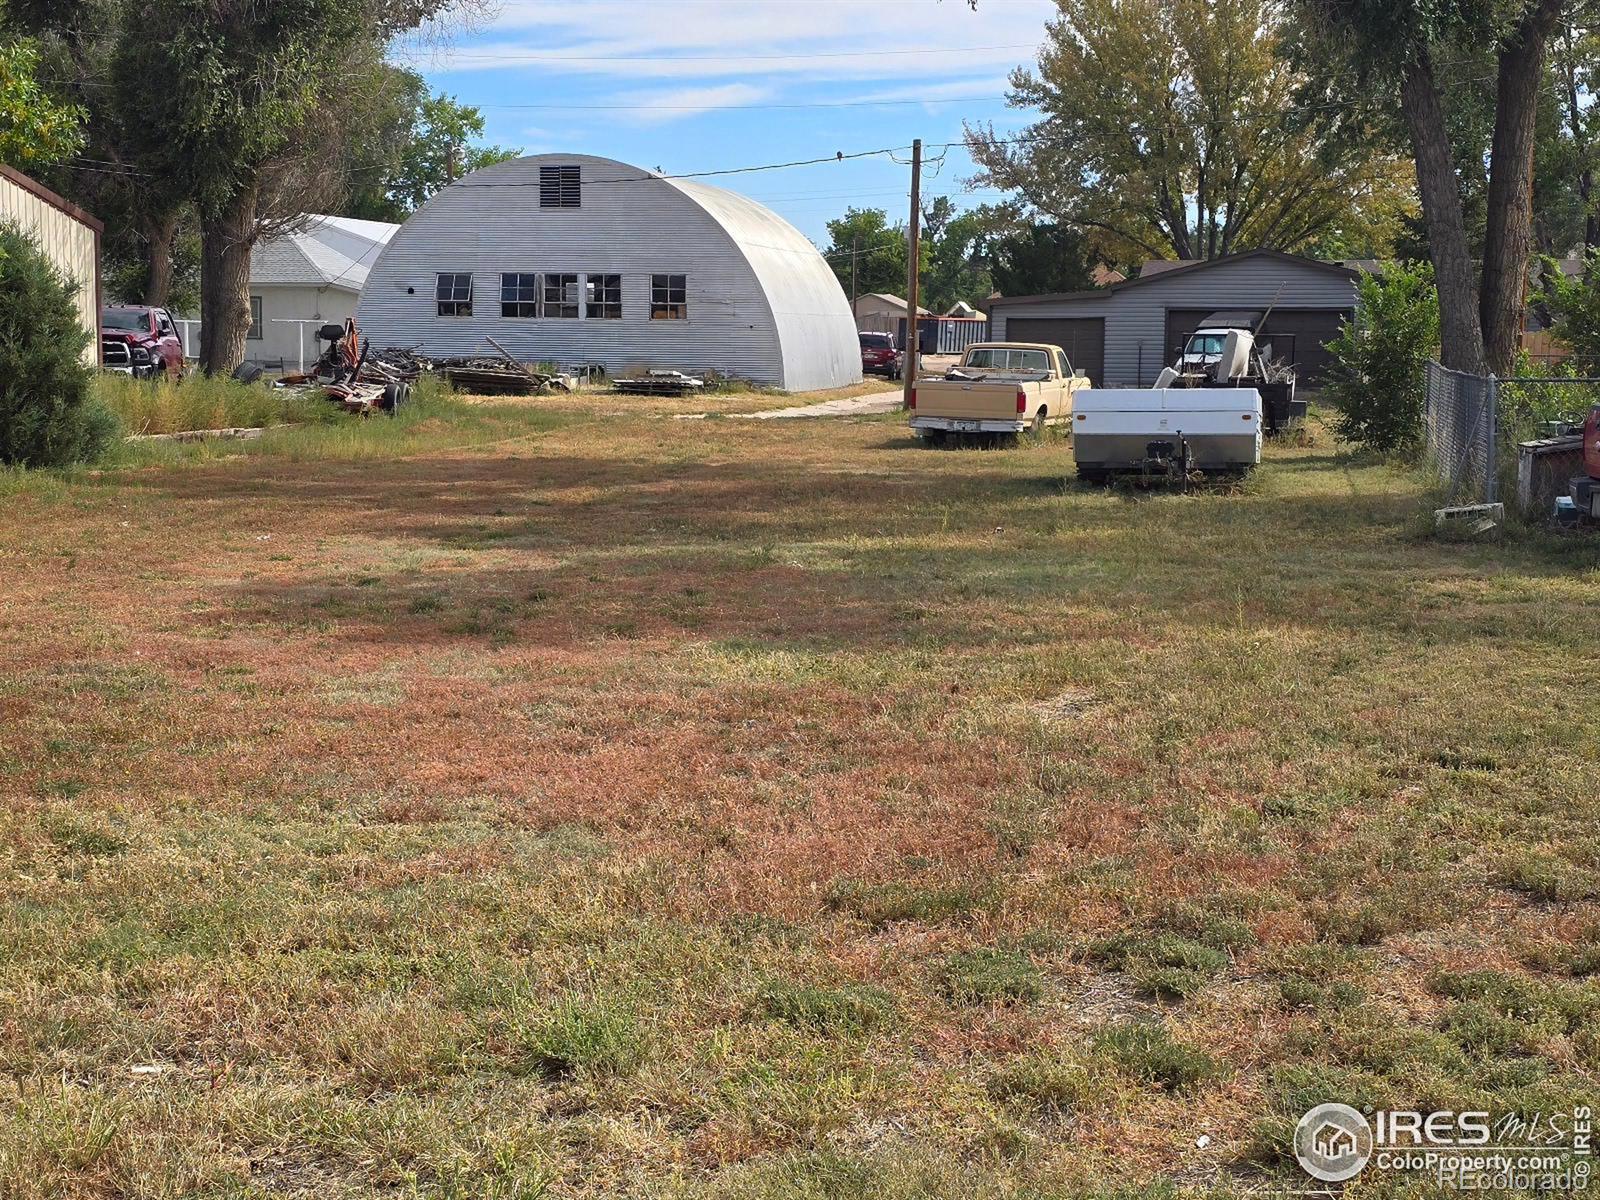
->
613, 369, 705, 396
440, 338, 574, 396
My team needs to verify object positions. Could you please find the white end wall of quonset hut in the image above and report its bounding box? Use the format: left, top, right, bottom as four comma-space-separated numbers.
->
356, 154, 862, 392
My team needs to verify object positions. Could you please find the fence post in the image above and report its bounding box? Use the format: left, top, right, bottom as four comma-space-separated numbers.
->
1485, 374, 1499, 505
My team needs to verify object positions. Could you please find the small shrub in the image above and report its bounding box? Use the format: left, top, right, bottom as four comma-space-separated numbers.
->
520, 996, 643, 1077
0, 222, 116, 467
753, 980, 895, 1034
1322, 261, 1439, 454
1092, 1021, 1220, 1092
940, 948, 1043, 1005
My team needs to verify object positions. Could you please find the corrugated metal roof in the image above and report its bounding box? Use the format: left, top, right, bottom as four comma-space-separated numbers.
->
354, 154, 860, 391
251, 215, 399, 293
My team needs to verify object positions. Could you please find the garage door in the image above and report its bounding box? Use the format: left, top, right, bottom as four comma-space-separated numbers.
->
1164, 308, 1352, 384
1005, 317, 1106, 385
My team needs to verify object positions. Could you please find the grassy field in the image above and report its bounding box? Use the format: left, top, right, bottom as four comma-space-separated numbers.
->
1, 388, 1597, 1199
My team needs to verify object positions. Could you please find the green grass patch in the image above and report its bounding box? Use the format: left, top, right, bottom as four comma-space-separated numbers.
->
1092, 1021, 1222, 1093
516, 995, 644, 1078
1089, 931, 1230, 999
939, 948, 1042, 1005
825, 878, 989, 928
752, 980, 895, 1034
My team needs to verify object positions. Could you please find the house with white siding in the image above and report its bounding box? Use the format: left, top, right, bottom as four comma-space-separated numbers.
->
0, 164, 102, 366
984, 251, 1362, 386
356, 154, 861, 392
247, 215, 399, 370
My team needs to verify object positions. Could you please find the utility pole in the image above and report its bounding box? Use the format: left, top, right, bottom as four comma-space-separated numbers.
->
446, 142, 458, 184
902, 137, 922, 411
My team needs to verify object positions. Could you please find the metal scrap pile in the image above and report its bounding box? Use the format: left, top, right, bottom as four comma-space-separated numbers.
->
438, 338, 574, 396
277, 320, 418, 415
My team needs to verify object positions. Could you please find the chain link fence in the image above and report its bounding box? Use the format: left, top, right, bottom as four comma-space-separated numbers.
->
1425, 361, 1600, 512
1424, 361, 1498, 503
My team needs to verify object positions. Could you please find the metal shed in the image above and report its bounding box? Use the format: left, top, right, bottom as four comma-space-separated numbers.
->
985, 251, 1361, 386
356, 154, 861, 392
0, 164, 103, 367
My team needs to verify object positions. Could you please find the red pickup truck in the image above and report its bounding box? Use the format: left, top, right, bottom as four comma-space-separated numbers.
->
101, 306, 184, 379
1571, 406, 1600, 519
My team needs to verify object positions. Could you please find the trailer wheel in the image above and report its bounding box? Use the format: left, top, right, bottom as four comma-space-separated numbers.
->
381, 383, 403, 412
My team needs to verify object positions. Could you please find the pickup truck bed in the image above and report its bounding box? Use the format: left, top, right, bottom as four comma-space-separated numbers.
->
909, 342, 1087, 440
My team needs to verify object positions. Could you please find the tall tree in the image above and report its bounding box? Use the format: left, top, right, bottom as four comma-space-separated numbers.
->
920, 197, 994, 311
0, 3, 83, 166
113, 0, 461, 374
1302, 0, 1566, 375
967, 0, 1413, 264
985, 214, 1100, 297
821, 207, 914, 302
342, 68, 516, 223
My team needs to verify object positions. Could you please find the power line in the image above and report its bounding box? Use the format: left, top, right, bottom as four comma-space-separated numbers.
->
472, 93, 1009, 112
396, 42, 1039, 65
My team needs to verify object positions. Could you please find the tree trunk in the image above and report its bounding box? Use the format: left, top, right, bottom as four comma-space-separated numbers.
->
1400, 53, 1485, 374
199, 185, 259, 376
1480, 0, 1563, 377
142, 211, 179, 307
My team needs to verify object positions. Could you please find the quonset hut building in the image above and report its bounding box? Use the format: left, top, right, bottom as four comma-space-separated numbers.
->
356, 154, 862, 392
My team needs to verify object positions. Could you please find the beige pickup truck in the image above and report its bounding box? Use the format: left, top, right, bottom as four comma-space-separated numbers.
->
908, 342, 1089, 443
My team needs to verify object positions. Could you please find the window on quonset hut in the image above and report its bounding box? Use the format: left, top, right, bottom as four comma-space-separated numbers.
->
543, 274, 579, 318
436, 273, 473, 317
586, 274, 621, 319
539, 165, 581, 208
501, 273, 540, 318
650, 274, 686, 320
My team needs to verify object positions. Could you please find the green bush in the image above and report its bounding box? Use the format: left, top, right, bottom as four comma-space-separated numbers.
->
0, 222, 116, 467
1322, 261, 1440, 454
1538, 249, 1600, 366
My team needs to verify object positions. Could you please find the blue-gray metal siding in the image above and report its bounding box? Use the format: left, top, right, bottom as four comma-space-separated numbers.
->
990, 257, 1359, 386
355, 154, 860, 391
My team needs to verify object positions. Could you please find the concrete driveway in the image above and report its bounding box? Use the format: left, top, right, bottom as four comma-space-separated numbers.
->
730, 389, 904, 420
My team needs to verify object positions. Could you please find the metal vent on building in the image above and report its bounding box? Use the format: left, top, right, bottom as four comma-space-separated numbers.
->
539, 166, 581, 208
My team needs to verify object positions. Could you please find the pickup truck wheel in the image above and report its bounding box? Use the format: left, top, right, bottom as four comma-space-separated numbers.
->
1030, 410, 1047, 440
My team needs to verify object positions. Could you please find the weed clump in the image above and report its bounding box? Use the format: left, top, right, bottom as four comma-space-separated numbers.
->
520, 996, 644, 1078
987, 1052, 1090, 1114
1090, 931, 1229, 999
939, 948, 1042, 1005
1494, 852, 1600, 903
825, 878, 988, 928
752, 980, 895, 1034
1092, 1021, 1221, 1092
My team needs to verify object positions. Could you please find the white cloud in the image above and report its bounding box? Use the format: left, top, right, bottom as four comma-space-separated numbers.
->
408, 0, 1052, 85
618, 82, 774, 123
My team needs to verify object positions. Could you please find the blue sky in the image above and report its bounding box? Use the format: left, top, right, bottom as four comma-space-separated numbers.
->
396, 0, 1053, 245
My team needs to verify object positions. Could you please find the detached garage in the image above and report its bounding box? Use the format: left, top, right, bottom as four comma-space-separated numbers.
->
985, 251, 1360, 387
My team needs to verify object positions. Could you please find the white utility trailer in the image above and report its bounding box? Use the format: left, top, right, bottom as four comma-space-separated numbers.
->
1071, 387, 1263, 482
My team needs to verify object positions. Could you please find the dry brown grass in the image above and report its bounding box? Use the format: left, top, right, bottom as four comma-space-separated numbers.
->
1, 397, 1597, 1198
